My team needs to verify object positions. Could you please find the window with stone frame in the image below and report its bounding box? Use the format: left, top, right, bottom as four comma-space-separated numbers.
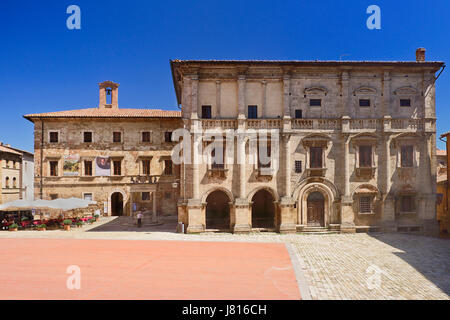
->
83, 193, 93, 201
310, 147, 323, 168
359, 99, 371, 107
142, 159, 151, 175
142, 192, 150, 201
400, 99, 411, 107
165, 132, 173, 143
401, 145, 414, 167
258, 141, 271, 168
49, 161, 58, 176
400, 195, 416, 213
309, 99, 321, 107
248, 105, 258, 119
295, 160, 302, 173
211, 145, 225, 169
113, 160, 122, 176
83, 131, 92, 143
113, 132, 122, 143
142, 131, 151, 143
359, 145, 372, 168
359, 196, 372, 213
202, 105, 212, 119
295, 109, 303, 119
49, 131, 59, 143
84, 160, 92, 176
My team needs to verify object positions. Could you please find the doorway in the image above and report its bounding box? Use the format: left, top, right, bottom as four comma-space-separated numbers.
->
111, 192, 124, 216
307, 191, 324, 226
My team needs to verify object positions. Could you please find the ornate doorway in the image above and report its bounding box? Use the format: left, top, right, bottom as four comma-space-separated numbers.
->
307, 191, 324, 226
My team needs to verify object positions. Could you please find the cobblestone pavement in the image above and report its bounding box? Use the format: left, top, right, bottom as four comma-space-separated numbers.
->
1, 217, 449, 300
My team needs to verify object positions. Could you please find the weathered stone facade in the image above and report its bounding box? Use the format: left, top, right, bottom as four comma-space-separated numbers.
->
25, 81, 182, 217
0, 144, 23, 204
171, 49, 444, 235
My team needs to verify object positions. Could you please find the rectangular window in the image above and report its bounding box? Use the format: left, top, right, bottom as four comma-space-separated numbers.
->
400, 99, 411, 107
142, 192, 150, 201
202, 105, 212, 119
50, 194, 58, 200
359, 145, 372, 167
142, 160, 151, 175
113, 160, 121, 176
164, 160, 173, 175
401, 145, 414, 167
295, 110, 303, 119
49, 161, 58, 176
360, 197, 372, 213
84, 160, 92, 176
49, 132, 59, 143
165, 132, 173, 143
310, 147, 323, 168
211, 147, 224, 169
295, 160, 302, 173
400, 195, 415, 212
113, 132, 121, 143
142, 131, 151, 143
248, 105, 258, 119
83, 193, 93, 201
309, 99, 321, 107
359, 99, 371, 107
83, 132, 92, 143
258, 142, 271, 168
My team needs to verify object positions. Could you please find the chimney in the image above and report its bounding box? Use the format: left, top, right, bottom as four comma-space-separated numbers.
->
416, 48, 426, 62
98, 81, 119, 109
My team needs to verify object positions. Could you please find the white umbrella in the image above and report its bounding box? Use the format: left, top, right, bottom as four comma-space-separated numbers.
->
49, 197, 96, 210
0, 199, 35, 211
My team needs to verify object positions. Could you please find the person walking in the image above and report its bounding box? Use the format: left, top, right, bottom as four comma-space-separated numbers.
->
137, 212, 143, 228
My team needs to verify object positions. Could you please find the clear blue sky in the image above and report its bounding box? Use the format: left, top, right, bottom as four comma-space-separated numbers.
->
0, 0, 449, 153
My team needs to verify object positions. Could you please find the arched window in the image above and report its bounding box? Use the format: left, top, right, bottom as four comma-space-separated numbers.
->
5, 177, 9, 188
12, 177, 16, 188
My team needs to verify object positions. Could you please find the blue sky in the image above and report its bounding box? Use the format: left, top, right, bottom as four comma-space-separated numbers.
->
0, 0, 449, 152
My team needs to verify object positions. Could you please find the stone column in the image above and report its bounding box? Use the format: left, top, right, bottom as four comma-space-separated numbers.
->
190, 74, 199, 119
279, 134, 296, 233
215, 80, 221, 118
381, 134, 395, 231
239, 136, 246, 198
233, 133, 251, 233
341, 134, 355, 233
283, 74, 291, 118
261, 80, 267, 118
192, 134, 200, 200
238, 74, 246, 119
152, 191, 157, 223
285, 135, 291, 196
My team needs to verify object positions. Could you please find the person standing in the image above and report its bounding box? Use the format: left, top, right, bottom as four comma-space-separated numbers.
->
137, 212, 143, 228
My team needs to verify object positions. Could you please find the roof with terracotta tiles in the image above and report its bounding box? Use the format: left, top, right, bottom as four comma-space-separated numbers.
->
24, 108, 181, 121
0, 145, 23, 156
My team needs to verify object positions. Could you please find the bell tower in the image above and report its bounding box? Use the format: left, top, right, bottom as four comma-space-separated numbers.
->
99, 81, 119, 109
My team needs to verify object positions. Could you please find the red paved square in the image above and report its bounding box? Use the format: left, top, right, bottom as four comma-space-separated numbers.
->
0, 238, 300, 300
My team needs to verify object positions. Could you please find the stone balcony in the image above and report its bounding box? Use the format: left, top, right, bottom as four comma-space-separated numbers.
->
197, 117, 434, 133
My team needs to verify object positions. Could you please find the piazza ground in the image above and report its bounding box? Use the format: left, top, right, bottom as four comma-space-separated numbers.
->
0, 218, 449, 300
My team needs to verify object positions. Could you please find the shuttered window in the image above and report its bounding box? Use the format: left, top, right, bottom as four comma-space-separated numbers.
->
310, 147, 323, 168
359, 145, 372, 167
401, 145, 414, 167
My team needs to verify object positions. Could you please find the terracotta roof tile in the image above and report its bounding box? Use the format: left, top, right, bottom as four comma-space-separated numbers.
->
24, 108, 181, 120
0, 145, 22, 156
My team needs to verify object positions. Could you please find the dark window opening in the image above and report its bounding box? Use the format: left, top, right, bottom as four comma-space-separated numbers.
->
360, 197, 372, 213
83, 132, 92, 143
310, 147, 323, 168
359, 99, 371, 107
84, 161, 92, 176
248, 105, 258, 119
142, 131, 151, 143
309, 99, 321, 107
401, 145, 414, 167
165, 132, 173, 143
50, 161, 58, 176
164, 160, 173, 175
142, 192, 150, 201
113, 160, 121, 176
49, 132, 58, 143
295, 109, 303, 119
400, 99, 411, 107
202, 105, 212, 119
142, 160, 151, 175
295, 160, 302, 173
359, 145, 372, 167
113, 132, 121, 143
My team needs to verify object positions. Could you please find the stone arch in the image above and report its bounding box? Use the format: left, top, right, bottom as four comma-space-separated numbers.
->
293, 178, 339, 226
108, 188, 129, 216
247, 186, 279, 203
249, 188, 277, 228
204, 189, 232, 230
201, 187, 234, 204
351, 184, 381, 200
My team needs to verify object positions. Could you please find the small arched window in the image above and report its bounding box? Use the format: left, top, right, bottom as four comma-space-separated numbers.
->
5, 177, 9, 188
12, 177, 16, 188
